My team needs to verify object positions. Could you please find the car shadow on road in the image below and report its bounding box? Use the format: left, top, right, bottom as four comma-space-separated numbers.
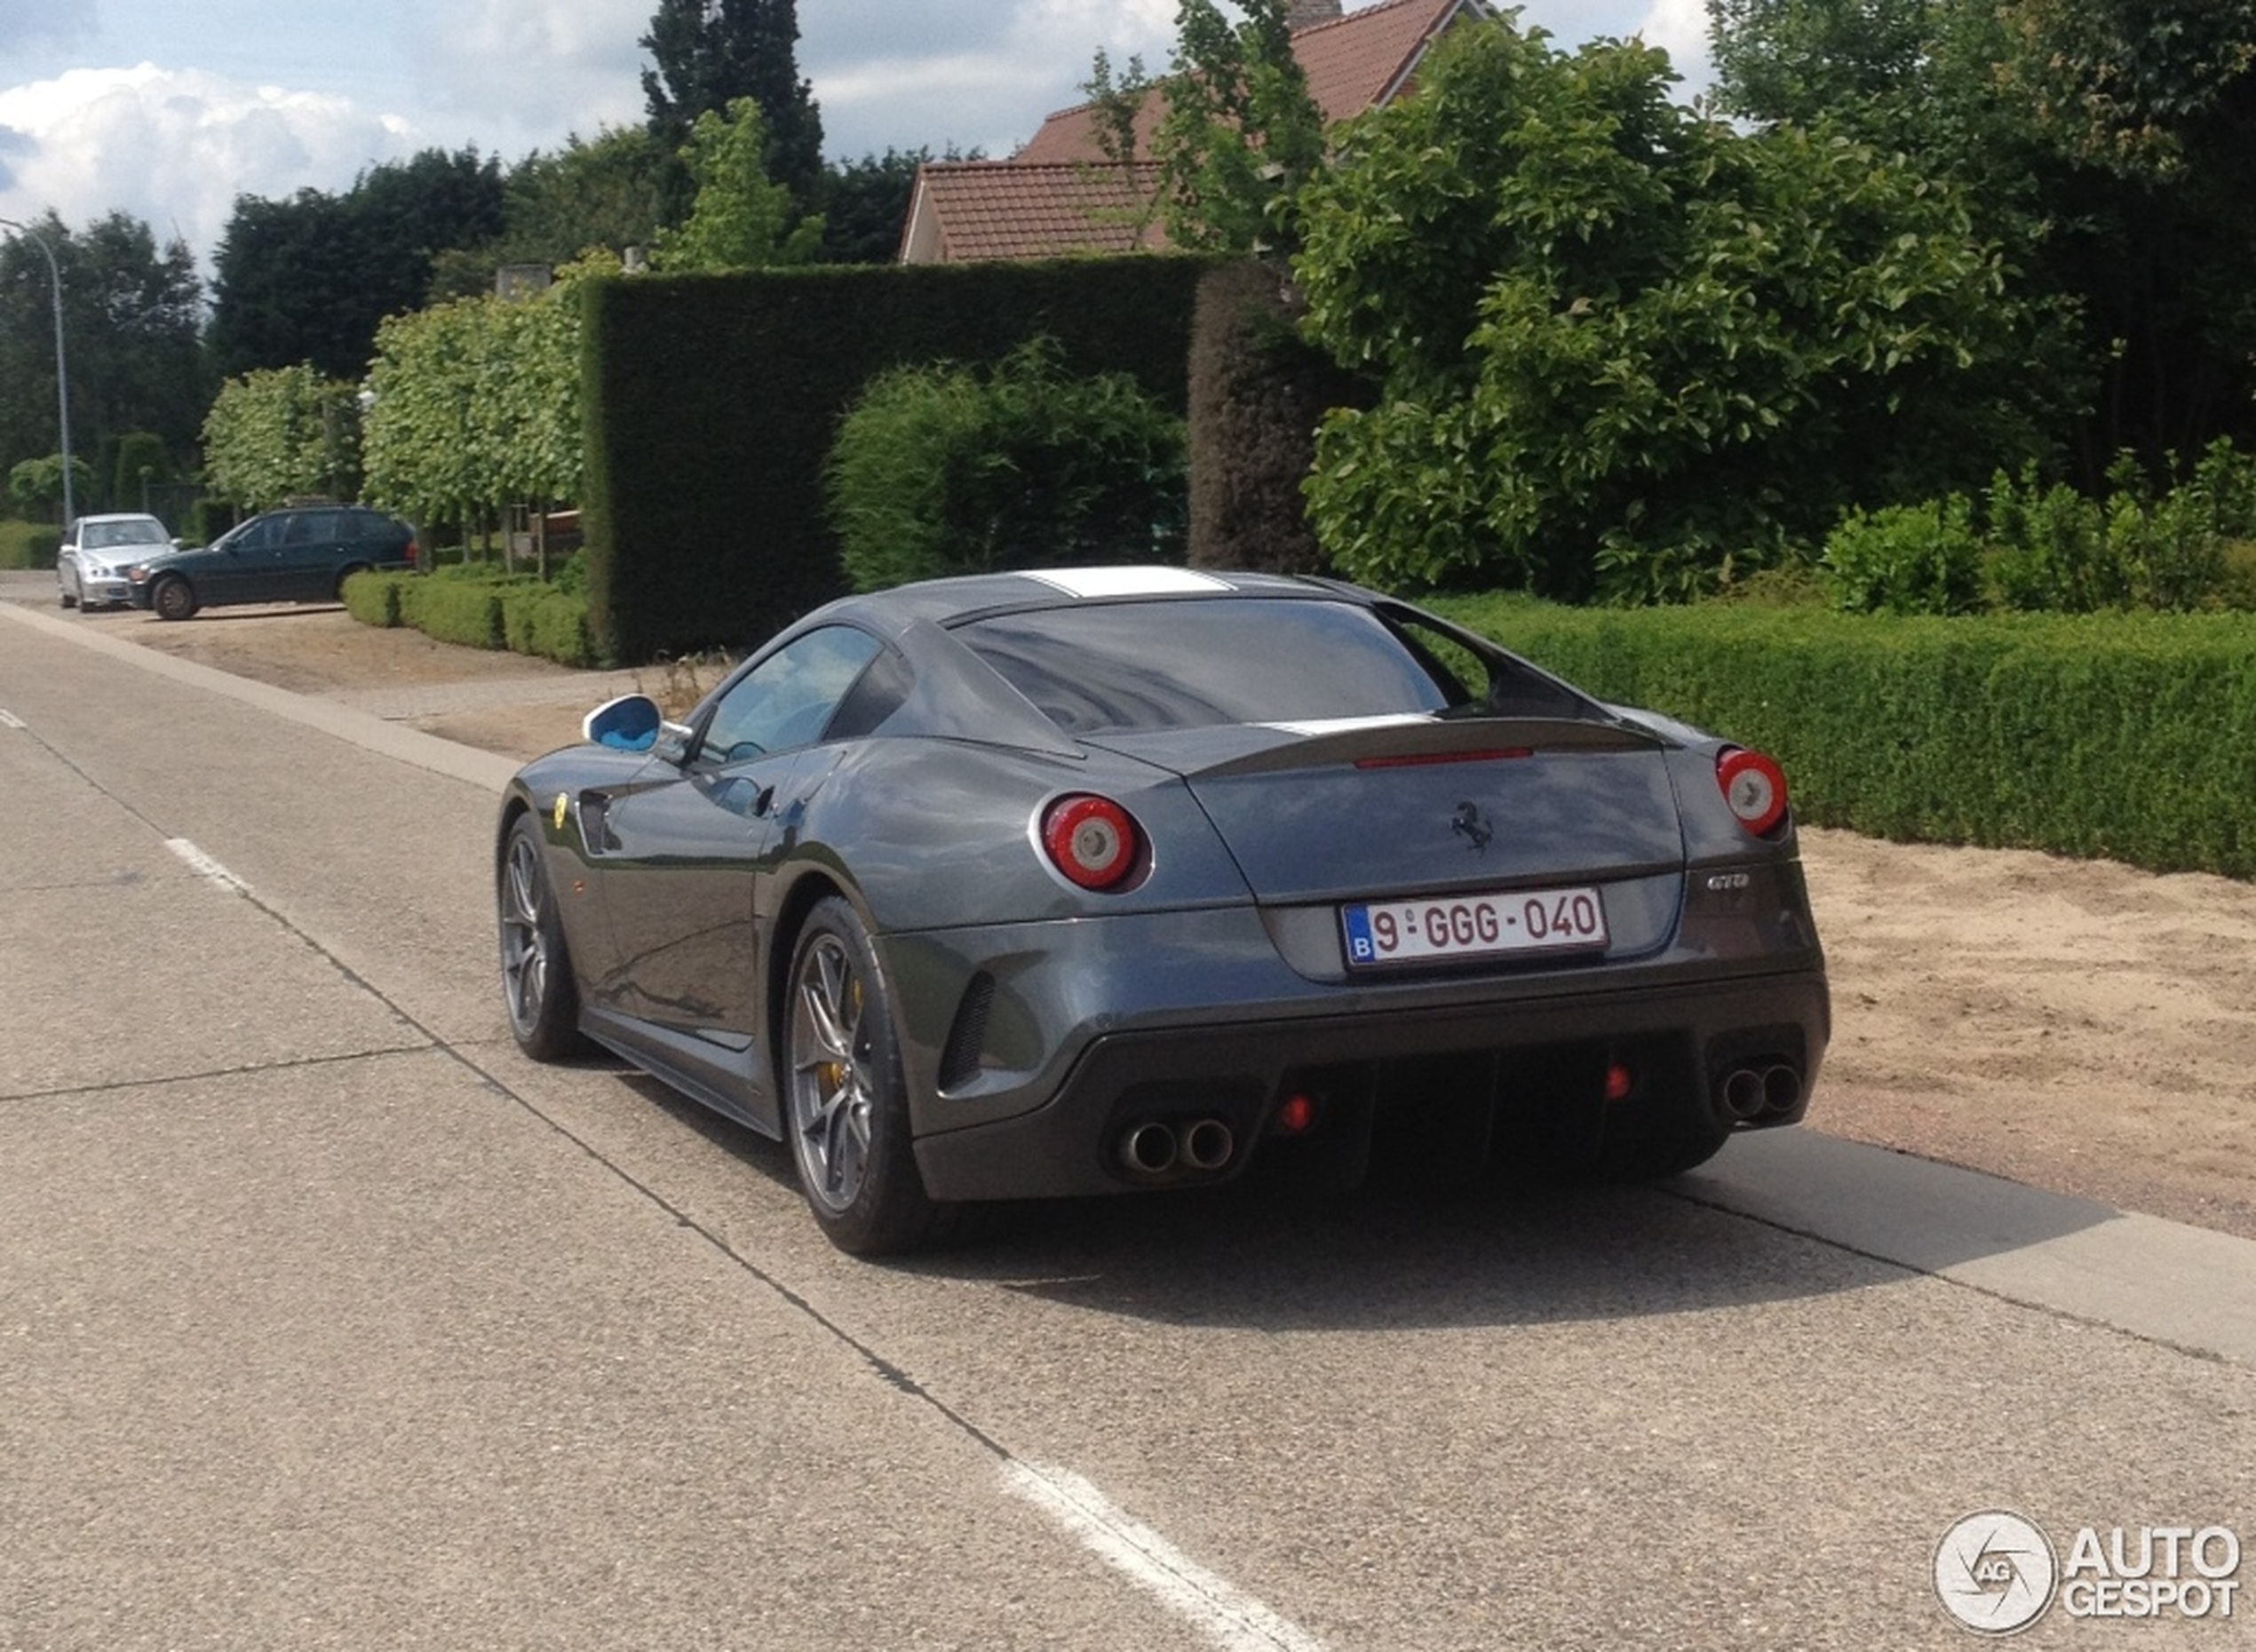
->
922, 1174, 1907, 1331
609, 1068, 2120, 1334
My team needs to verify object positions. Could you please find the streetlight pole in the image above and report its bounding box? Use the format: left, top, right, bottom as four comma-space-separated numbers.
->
0, 218, 75, 530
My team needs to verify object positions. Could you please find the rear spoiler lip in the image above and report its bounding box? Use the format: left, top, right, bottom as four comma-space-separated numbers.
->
1097, 715, 1667, 782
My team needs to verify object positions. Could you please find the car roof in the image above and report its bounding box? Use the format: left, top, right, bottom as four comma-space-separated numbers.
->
807, 567, 1361, 639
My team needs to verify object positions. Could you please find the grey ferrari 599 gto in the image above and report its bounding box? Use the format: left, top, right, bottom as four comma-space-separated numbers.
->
496, 568, 1827, 1254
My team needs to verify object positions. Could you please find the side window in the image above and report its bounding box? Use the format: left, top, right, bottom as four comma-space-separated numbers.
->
233, 518, 280, 552
697, 626, 885, 766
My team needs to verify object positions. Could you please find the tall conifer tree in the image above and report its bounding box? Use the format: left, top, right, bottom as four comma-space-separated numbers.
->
641, 0, 824, 208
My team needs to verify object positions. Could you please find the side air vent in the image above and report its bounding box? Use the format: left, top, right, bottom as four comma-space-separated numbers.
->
937, 973, 997, 1092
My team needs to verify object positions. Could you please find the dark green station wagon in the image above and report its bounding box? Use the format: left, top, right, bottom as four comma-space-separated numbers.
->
127, 504, 417, 621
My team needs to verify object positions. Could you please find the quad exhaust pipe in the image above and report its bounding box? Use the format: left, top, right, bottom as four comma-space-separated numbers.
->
1117, 1117, 1236, 1178
1717, 1063, 1802, 1124
1182, 1118, 1235, 1172
1121, 1122, 1179, 1175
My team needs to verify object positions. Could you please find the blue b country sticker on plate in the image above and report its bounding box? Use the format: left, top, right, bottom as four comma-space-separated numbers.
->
1343, 906, 1379, 964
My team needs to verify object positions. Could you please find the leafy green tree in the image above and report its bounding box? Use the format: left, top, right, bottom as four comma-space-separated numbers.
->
1709, 0, 2256, 480
8, 455, 96, 521
111, 433, 173, 512
210, 148, 506, 379
504, 127, 673, 260
1710, 0, 1950, 145
0, 211, 208, 503
2000, 0, 2256, 181
641, 0, 823, 209
430, 128, 673, 298
820, 148, 973, 266
1156, 0, 1325, 254
1081, 0, 1325, 256
826, 339, 1188, 591
650, 98, 823, 272
202, 365, 365, 509
1292, 21, 2050, 602
361, 252, 611, 533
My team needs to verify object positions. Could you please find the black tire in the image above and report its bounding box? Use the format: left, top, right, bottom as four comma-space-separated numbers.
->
497, 812, 586, 1060
59, 586, 75, 609
151, 576, 198, 622
782, 895, 956, 1256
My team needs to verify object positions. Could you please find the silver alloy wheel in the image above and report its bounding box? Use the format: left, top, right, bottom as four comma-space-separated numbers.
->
789, 933, 875, 1213
500, 830, 550, 1036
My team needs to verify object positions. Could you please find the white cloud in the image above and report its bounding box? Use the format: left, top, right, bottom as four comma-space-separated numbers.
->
1632, 0, 1713, 91
0, 65, 418, 269
804, 0, 1180, 158
403, 0, 648, 154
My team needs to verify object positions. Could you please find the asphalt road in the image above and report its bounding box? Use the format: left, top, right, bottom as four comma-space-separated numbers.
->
4, 585, 2252, 1650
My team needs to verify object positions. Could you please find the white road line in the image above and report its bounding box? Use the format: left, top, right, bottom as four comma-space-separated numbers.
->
0, 709, 25, 728
166, 838, 250, 896
1002, 1461, 1328, 1652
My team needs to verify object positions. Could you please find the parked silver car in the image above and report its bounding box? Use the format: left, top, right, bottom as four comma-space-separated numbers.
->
59, 513, 179, 610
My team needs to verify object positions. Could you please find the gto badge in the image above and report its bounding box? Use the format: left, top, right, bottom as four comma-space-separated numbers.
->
1450, 801, 1493, 853
553, 791, 570, 830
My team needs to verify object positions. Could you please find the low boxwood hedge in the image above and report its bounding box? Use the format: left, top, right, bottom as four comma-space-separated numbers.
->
342, 568, 597, 668
1433, 596, 2256, 879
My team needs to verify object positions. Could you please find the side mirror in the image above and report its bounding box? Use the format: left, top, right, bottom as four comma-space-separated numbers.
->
583, 694, 663, 751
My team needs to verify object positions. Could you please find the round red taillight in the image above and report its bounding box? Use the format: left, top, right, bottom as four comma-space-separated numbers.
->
1716, 748, 1790, 837
1040, 795, 1140, 890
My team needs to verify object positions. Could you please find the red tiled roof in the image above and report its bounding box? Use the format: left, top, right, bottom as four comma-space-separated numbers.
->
1296, 0, 1471, 120
899, 162, 1172, 265
1013, 96, 1159, 167
1011, 0, 1472, 166
906, 0, 1487, 264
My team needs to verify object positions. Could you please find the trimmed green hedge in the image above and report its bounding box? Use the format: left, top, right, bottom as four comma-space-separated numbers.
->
343, 568, 597, 668
580, 256, 1219, 663
0, 522, 60, 570
340, 568, 404, 627
1433, 597, 2256, 878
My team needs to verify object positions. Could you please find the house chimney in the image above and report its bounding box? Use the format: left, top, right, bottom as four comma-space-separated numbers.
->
1288, 0, 1344, 29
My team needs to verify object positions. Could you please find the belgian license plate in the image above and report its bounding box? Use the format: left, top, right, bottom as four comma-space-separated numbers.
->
1341, 886, 1609, 967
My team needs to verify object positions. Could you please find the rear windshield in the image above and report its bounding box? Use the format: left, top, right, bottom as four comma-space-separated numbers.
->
957, 598, 1474, 735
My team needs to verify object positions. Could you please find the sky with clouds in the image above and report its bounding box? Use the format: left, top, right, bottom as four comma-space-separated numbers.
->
0, 0, 1709, 274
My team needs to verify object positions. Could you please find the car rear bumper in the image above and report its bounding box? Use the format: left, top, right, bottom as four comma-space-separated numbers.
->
913, 968, 1828, 1200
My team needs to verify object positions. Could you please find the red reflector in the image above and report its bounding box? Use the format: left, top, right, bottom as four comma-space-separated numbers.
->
1275, 1093, 1317, 1135
1040, 794, 1140, 891
1604, 1063, 1634, 1103
1355, 748, 1533, 770
1715, 748, 1790, 837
